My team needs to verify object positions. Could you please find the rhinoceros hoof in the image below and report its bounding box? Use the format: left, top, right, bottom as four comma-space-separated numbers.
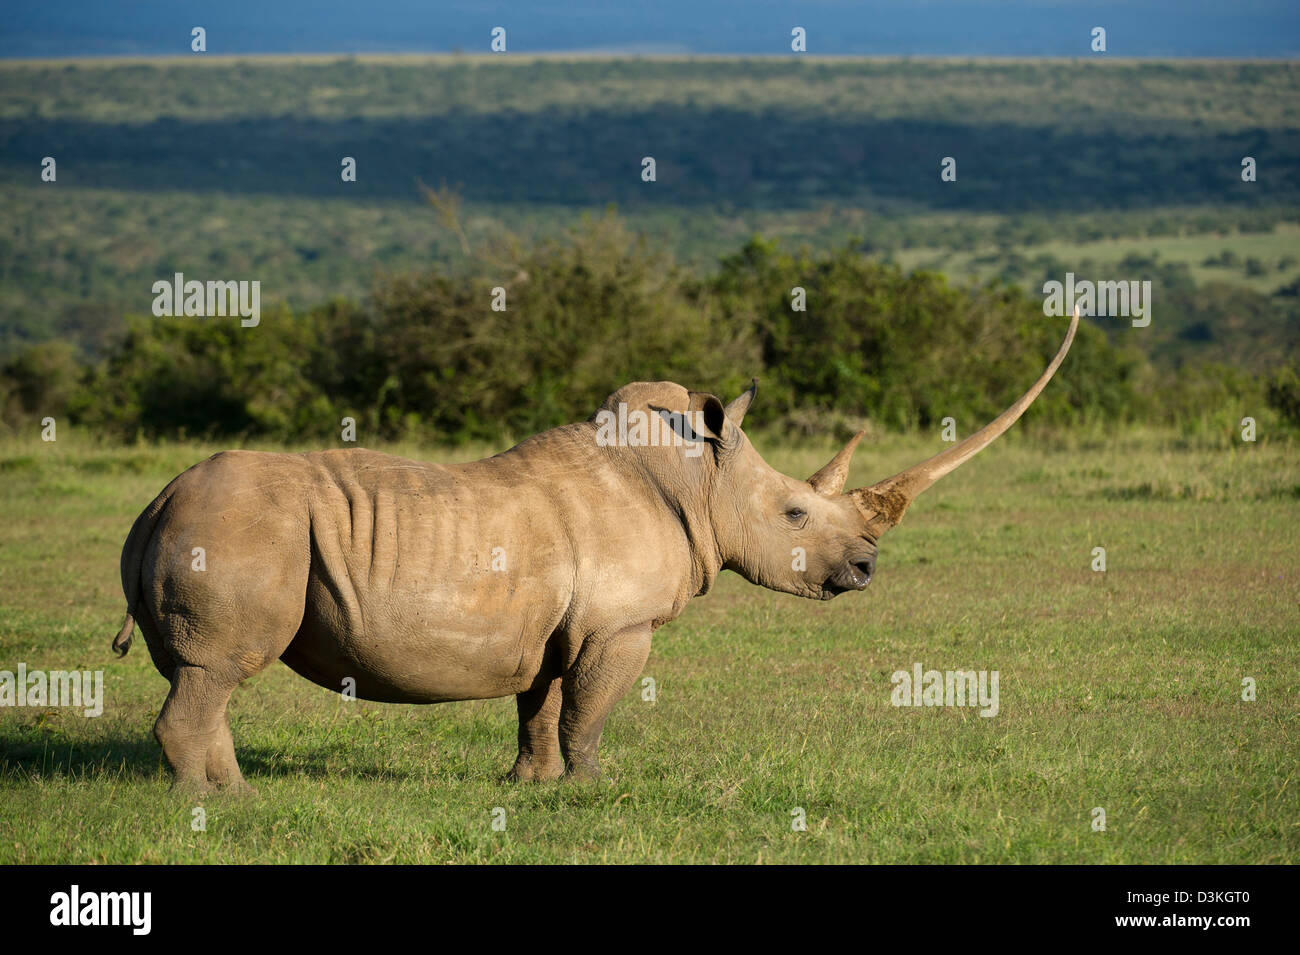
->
507, 756, 565, 783
219, 777, 258, 797
560, 763, 603, 785
170, 775, 257, 798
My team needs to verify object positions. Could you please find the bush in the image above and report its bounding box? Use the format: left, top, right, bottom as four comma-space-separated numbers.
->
1267, 365, 1300, 428
0, 217, 1247, 445
0, 340, 91, 434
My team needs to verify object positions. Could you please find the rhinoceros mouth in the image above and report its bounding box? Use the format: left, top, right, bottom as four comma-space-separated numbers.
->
822, 561, 873, 597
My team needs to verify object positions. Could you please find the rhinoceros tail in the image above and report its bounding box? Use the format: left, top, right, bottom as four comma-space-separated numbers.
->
113, 479, 178, 658
112, 613, 135, 657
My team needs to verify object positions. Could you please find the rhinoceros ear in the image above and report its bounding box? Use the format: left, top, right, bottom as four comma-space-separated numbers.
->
723, 378, 758, 427
685, 390, 741, 453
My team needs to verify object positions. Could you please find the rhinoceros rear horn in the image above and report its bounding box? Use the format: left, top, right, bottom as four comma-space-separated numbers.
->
849, 306, 1079, 537
807, 429, 865, 496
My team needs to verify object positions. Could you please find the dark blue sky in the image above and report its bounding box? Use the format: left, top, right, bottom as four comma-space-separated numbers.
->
3, 1, 1298, 58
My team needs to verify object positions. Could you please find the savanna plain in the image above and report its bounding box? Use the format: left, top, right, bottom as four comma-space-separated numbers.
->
1, 430, 1295, 863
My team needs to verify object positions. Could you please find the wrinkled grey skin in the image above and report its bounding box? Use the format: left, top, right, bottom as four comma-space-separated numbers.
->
113, 381, 879, 791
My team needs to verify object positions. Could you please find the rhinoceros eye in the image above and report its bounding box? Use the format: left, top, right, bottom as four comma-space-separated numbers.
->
785, 506, 807, 522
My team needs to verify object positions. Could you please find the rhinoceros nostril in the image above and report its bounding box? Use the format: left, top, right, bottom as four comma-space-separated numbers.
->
853, 558, 875, 581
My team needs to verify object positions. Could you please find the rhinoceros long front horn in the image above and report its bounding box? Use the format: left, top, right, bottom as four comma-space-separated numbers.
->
844, 306, 1080, 538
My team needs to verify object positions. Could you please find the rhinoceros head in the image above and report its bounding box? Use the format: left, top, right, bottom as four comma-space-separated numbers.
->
592, 307, 1078, 600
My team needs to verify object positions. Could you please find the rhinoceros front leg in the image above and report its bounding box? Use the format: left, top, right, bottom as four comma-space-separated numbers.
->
558, 624, 652, 781
508, 675, 564, 782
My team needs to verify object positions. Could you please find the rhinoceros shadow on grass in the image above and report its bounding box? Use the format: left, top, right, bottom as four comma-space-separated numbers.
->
0, 732, 414, 785
110, 310, 1078, 794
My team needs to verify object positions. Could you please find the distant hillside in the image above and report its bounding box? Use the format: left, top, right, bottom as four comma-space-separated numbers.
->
3, 58, 1296, 208
0, 56, 1296, 373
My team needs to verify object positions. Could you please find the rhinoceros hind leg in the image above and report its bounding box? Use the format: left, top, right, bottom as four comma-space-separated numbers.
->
508, 675, 565, 782
558, 625, 652, 781
154, 664, 250, 795
204, 706, 255, 795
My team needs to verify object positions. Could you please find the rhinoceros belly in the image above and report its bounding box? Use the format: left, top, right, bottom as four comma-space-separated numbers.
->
277, 450, 573, 703
281, 588, 559, 703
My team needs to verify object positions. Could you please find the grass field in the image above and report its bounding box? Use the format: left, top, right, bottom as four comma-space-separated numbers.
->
1, 428, 1296, 863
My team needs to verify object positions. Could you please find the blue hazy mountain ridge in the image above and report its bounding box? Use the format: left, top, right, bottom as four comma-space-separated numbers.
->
3, 0, 1298, 58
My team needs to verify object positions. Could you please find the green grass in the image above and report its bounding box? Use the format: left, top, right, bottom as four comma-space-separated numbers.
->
0, 429, 1296, 863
